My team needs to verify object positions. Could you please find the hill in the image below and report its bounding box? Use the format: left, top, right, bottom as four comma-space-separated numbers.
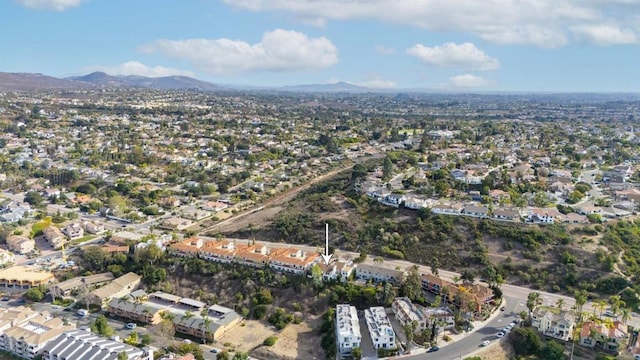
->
0, 72, 91, 92
67, 72, 225, 91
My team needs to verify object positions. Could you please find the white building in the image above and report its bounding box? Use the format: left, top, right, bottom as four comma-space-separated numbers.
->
336, 304, 361, 359
42, 329, 152, 360
0, 250, 15, 267
364, 306, 396, 350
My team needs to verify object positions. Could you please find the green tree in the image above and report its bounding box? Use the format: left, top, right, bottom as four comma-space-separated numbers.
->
383, 157, 393, 181
526, 292, 541, 321
401, 266, 424, 302
25, 286, 45, 301
352, 347, 363, 360
352, 164, 367, 181
90, 315, 114, 337
537, 340, 564, 360
510, 327, 541, 356
232, 352, 248, 360
117, 352, 128, 360
82, 246, 107, 271
24, 191, 44, 207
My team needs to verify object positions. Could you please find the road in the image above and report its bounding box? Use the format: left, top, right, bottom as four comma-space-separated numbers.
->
403, 297, 522, 360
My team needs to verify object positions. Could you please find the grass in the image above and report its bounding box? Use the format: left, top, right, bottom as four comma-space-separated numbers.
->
30, 217, 52, 238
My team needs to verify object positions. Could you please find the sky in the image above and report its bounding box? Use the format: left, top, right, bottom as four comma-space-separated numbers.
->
1, 0, 640, 92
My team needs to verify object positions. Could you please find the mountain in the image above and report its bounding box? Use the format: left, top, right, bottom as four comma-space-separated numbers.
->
67, 72, 225, 91
280, 81, 372, 93
0, 72, 91, 92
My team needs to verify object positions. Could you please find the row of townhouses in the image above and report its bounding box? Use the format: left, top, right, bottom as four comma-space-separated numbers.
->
421, 274, 495, 313
169, 237, 321, 275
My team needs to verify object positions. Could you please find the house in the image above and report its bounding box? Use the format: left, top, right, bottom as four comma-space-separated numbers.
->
169, 237, 203, 258
531, 309, 575, 341
463, 205, 489, 218
382, 194, 405, 208
61, 223, 84, 240
82, 221, 105, 235
364, 307, 396, 350
392, 297, 428, 331
575, 203, 602, 216
42, 329, 152, 360
200, 201, 228, 212
527, 208, 563, 224
86, 272, 141, 307
492, 208, 521, 222
562, 212, 589, 224
6, 235, 35, 255
0, 308, 74, 360
335, 304, 361, 359
0, 250, 14, 267
355, 263, 405, 285
579, 320, 627, 352
42, 226, 65, 249
431, 202, 464, 215
159, 216, 194, 231
317, 261, 355, 283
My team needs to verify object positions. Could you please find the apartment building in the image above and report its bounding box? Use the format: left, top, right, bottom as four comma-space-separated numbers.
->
0, 266, 54, 289
0, 308, 74, 360
364, 307, 396, 350
268, 247, 320, 275
48, 272, 114, 298
335, 304, 361, 359
42, 329, 152, 360
6, 235, 35, 255
108, 291, 241, 342
87, 272, 141, 306
392, 297, 428, 331
355, 263, 406, 285
42, 226, 65, 249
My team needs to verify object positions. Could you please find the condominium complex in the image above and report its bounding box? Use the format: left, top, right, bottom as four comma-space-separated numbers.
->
0, 266, 54, 289
170, 238, 320, 274
0, 307, 75, 359
364, 307, 396, 350
42, 329, 152, 360
335, 304, 361, 359
108, 290, 241, 342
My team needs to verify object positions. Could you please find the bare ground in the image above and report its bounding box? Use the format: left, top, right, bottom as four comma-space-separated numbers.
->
215, 320, 277, 353
472, 340, 514, 360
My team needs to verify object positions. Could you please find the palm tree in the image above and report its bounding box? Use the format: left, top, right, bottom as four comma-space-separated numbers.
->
608, 295, 624, 318
200, 308, 210, 344
620, 308, 631, 326
574, 290, 588, 321
526, 292, 541, 321
556, 298, 565, 312
452, 276, 460, 285
433, 295, 442, 308
594, 300, 607, 318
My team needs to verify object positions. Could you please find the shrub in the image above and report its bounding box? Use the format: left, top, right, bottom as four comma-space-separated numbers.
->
263, 336, 278, 346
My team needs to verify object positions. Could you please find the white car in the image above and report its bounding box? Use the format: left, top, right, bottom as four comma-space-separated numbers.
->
125, 323, 137, 330
481, 340, 491, 347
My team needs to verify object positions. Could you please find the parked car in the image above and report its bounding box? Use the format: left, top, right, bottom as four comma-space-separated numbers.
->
126, 323, 137, 330
496, 331, 506, 338
481, 340, 491, 347
77, 309, 88, 317
427, 346, 439, 353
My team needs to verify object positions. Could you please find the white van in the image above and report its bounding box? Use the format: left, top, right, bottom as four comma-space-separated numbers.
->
77, 309, 88, 317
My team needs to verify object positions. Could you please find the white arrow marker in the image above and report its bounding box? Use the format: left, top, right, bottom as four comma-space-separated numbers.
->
321, 223, 333, 265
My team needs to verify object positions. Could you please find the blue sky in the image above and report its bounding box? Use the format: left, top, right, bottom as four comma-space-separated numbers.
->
1, 0, 640, 91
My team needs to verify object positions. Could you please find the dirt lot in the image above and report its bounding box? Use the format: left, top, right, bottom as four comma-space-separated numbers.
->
472, 340, 514, 359
215, 318, 324, 360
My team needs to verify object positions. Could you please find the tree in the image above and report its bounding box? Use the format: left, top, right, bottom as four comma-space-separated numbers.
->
24, 191, 44, 207
382, 157, 393, 181
150, 319, 174, 341
117, 352, 128, 360
556, 298, 565, 312
310, 264, 323, 288
538, 340, 564, 360
352, 164, 367, 181
25, 287, 44, 301
526, 292, 541, 320
608, 295, 624, 317
401, 266, 424, 302
510, 327, 541, 356
351, 347, 362, 360
82, 246, 107, 271
90, 315, 114, 337
574, 290, 588, 320
232, 352, 248, 360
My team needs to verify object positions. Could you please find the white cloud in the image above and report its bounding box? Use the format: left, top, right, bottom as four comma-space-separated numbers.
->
223, 0, 640, 47
449, 74, 488, 88
83, 61, 195, 78
16, 0, 84, 11
138, 29, 338, 74
356, 78, 397, 89
571, 24, 638, 45
407, 42, 500, 71
374, 45, 396, 55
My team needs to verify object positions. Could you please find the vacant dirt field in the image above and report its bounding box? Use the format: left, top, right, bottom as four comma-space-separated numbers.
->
215, 318, 324, 360
472, 340, 514, 359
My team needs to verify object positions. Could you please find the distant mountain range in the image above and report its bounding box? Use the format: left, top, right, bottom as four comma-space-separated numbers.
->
0, 71, 384, 93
